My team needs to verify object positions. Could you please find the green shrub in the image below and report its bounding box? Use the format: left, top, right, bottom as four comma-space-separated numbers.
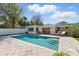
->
67, 24, 79, 37
0, 24, 5, 28
52, 51, 69, 56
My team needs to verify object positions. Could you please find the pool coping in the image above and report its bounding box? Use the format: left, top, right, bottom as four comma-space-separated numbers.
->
9, 34, 59, 39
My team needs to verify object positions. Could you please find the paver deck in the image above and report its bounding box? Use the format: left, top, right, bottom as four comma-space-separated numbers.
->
0, 36, 54, 56
59, 37, 79, 56
0, 35, 79, 56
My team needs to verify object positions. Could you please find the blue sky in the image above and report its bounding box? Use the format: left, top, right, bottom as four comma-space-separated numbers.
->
17, 3, 79, 24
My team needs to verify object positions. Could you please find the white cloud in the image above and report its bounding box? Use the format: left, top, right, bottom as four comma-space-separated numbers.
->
50, 11, 77, 19
28, 4, 58, 14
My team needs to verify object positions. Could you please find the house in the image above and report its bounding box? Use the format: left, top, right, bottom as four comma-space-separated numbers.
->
26, 24, 69, 35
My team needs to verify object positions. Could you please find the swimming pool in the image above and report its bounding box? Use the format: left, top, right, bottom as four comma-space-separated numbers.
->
15, 34, 59, 51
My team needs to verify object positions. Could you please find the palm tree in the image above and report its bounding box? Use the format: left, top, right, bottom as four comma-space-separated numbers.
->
0, 3, 22, 28
5, 3, 22, 28
30, 15, 43, 25
1, 15, 8, 28
18, 16, 27, 28
0, 4, 8, 28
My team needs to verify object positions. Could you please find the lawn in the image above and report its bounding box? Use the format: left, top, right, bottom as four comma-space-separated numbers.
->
75, 38, 79, 41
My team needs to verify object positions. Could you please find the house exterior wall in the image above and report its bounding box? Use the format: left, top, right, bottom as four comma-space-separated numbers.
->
50, 26, 56, 34
26, 25, 69, 34
38, 25, 56, 34
26, 25, 39, 34
26, 25, 56, 34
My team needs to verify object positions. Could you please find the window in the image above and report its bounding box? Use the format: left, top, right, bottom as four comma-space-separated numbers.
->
28, 28, 34, 31
55, 27, 60, 33
36, 28, 39, 32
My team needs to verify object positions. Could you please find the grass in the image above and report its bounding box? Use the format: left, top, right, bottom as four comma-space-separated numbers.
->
75, 38, 79, 41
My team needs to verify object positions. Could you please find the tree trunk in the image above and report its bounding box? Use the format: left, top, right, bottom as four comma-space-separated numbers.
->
5, 20, 7, 28
12, 19, 15, 28
4, 16, 8, 28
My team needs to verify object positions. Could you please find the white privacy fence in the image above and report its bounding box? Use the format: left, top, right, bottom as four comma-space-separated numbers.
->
0, 28, 28, 36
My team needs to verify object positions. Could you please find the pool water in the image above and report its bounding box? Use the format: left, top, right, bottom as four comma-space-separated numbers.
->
15, 34, 59, 51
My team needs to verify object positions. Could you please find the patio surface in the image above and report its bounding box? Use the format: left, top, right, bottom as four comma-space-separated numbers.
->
0, 35, 79, 56
59, 36, 79, 56
0, 36, 55, 56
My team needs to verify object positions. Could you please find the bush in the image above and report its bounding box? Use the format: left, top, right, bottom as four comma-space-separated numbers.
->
67, 24, 79, 37
52, 51, 69, 56
0, 24, 5, 28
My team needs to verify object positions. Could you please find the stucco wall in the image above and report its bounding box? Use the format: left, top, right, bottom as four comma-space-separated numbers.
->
0, 28, 27, 36
26, 26, 37, 34
26, 25, 56, 34
39, 26, 56, 34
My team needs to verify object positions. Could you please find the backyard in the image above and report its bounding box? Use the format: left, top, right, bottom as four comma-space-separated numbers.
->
0, 3, 79, 56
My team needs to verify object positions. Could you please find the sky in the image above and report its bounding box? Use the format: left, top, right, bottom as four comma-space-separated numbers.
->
17, 3, 79, 24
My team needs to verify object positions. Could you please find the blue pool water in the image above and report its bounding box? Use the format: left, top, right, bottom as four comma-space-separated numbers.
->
15, 34, 59, 51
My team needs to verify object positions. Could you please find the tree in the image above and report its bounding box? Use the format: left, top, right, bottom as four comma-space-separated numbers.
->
30, 15, 43, 25
30, 20, 33, 25
18, 20, 25, 28
0, 23, 5, 28
0, 3, 29, 28
18, 20, 28, 28
25, 21, 30, 26
0, 3, 22, 28
0, 15, 9, 28
67, 23, 79, 37
7, 3, 22, 28
18, 16, 28, 28
0, 4, 8, 28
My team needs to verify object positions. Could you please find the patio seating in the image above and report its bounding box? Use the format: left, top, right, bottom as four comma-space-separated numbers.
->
61, 31, 66, 34
53, 31, 67, 36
